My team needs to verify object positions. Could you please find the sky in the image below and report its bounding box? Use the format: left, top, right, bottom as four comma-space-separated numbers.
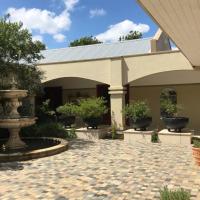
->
0, 0, 158, 49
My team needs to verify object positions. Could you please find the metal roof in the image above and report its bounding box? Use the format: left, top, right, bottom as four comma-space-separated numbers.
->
39, 38, 152, 64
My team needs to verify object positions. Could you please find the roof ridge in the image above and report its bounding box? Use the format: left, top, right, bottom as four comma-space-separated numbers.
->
42, 37, 153, 52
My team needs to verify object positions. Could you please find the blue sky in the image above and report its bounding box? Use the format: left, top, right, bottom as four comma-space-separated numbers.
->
0, 0, 158, 49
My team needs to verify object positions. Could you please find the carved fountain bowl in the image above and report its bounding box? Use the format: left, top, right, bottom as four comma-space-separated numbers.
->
0, 90, 28, 100
0, 117, 37, 129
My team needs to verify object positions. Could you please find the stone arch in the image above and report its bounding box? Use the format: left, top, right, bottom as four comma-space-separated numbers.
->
127, 70, 200, 86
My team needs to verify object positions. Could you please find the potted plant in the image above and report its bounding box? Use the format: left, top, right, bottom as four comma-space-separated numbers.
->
56, 103, 78, 128
160, 98, 189, 132
123, 100, 152, 131
192, 139, 200, 166
77, 97, 108, 129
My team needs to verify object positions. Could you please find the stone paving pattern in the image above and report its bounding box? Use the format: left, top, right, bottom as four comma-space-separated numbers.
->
0, 139, 200, 200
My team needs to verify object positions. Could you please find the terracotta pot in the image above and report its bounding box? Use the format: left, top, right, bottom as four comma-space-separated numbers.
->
192, 147, 200, 166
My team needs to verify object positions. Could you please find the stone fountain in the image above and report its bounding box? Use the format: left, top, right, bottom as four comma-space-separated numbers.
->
0, 77, 37, 149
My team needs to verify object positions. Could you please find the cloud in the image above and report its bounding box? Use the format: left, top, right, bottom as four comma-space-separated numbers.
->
7, 0, 79, 43
64, 0, 79, 11
53, 33, 66, 42
89, 8, 106, 18
96, 19, 150, 42
32, 35, 43, 42
7, 7, 71, 35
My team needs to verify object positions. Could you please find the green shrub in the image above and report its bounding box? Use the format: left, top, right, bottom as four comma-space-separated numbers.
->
20, 125, 38, 137
21, 123, 76, 139
151, 130, 159, 143
123, 100, 151, 121
160, 186, 190, 200
193, 139, 200, 148
160, 99, 183, 118
160, 98, 177, 117
36, 99, 56, 123
77, 97, 108, 119
56, 103, 78, 116
66, 127, 77, 139
0, 128, 9, 139
111, 124, 117, 139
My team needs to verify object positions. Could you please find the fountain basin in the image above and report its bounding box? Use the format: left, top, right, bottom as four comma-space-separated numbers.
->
0, 90, 28, 100
0, 118, 37, 149
0, 137, 68, 162
0, 117, 37, 129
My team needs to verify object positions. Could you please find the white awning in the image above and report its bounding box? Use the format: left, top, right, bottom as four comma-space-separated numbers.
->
138, 0, 200, 67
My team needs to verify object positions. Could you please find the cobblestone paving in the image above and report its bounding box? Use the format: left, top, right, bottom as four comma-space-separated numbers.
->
0, 139, 200, 200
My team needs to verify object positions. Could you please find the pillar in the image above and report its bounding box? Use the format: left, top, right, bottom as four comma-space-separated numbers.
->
109, 58, 126, 130
109, 86, 126, 130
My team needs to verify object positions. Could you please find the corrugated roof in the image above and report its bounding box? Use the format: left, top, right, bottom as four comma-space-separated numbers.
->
39, 38, 152, 64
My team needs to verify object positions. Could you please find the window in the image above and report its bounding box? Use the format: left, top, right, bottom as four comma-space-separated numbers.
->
160, 88, 177, 117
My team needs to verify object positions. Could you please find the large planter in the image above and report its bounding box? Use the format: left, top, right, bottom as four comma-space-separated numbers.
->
130, 117, 152, 131
83, 117, 102, 129
192, 147, 200, 166
161, 117, 189, 132
58, 115, 75, 128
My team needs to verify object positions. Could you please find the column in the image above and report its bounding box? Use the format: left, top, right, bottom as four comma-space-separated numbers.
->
109, 86, 126, 130
109, 58, 126, 130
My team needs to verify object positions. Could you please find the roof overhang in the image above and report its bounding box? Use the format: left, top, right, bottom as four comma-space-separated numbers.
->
137, 0, 200, 67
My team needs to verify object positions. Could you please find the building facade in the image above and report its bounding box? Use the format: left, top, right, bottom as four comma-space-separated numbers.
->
37, 29, 200, 131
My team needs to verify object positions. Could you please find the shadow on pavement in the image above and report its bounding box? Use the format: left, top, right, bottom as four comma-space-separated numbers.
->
68, 139, 95, 150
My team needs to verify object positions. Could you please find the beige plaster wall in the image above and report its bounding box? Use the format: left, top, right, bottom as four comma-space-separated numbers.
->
129, 84, 200, 131
43, 77, 100, 89
123, 51, 193, 84
39, 59, 111, 85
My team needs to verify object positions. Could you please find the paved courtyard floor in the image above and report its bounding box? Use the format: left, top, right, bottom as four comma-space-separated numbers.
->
0, 139, 200, 200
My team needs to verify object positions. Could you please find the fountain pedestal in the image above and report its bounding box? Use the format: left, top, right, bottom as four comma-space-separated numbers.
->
0, 89, 37, 150
6, 128, 27, 149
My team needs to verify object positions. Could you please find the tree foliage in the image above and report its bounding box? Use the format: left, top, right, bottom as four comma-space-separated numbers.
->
119, 31, 142, 41
69, 36, 102, 47
0, 15, 45, 94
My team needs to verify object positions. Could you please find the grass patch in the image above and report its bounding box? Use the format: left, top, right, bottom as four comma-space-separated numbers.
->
160, 186, 190, 200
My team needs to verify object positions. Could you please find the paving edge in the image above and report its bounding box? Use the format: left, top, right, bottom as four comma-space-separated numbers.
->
0, 137, 68, 163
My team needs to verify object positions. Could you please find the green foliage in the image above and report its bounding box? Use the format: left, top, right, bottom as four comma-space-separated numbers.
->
160, 186, 190, 200
35, 123, 67, 138
151, 130, 159, 143
66, 127, 77, 139
111, 124, 117, 139
77, 97, 108, 119
123, 100, 151, 121
160, 98, 177, 117
69, 36, 102, 47
36, 99, 56, 123
21, 123, 76, 139
0, 15, 45, 94
56, 103, 78, 116
193, 139, 200, 148
0, 128, 9, 139
119, 31, 142, 41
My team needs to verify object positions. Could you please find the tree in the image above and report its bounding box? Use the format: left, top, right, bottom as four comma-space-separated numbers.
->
69, 36, 102, 47
119, 31, 142, 41
0, 15, 45, 94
